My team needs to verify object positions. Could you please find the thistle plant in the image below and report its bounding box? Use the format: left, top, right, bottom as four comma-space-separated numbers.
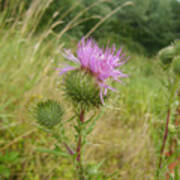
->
157, 56, 180, 178
33, 38, 128, 180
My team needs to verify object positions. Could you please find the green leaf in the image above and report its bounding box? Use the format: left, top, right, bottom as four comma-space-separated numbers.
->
0, 152, 19, 164
36, 147, 69, 158
84, 113, 96, 125
6, 152, 19, 163
0, 165, 11, 178
73, 125, 80, 133
66, 115, 76, 123
175, 166, 179, 180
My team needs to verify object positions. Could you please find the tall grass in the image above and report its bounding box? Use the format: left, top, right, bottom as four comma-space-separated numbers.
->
0, 0, 177, 179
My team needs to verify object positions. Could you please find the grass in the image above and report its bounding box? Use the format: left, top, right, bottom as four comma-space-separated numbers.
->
0, 0, 179, 179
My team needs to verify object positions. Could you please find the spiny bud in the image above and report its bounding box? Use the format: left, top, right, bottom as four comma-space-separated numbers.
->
158, 46, 175, 65
35, 100, 64, 128
63, 71, 103, 110
172, 56, 180, 77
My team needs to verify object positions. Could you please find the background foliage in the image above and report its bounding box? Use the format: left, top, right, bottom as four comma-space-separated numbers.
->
1, 0, 179, 55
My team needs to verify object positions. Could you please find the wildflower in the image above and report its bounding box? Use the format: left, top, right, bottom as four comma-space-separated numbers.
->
59, 38, 128, 104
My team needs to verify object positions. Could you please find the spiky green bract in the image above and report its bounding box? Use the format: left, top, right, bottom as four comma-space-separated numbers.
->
174, 40, 180, 56
158, 46, 176, 65
35, 100, 64, 128
63, 70, 104, 111
172, 56, 180, 77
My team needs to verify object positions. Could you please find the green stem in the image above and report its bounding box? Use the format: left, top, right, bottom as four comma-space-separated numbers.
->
158, 108, 171, 169
76, 110, 85, 180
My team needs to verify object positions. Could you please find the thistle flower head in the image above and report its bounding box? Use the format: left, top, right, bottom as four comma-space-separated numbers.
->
59, 37, 128, 104
63, 71, 103, 110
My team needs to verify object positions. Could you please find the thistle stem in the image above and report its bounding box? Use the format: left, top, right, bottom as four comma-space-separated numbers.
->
76, 110, 85, 180
158, 108, 171, 169
156, 78, 179, 178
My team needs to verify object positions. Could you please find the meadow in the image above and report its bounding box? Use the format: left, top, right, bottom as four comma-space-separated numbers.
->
0, 0, 180, 180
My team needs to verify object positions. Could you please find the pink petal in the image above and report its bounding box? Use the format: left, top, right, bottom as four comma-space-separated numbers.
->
59, 66, 77, 76
61, 49, 80, 64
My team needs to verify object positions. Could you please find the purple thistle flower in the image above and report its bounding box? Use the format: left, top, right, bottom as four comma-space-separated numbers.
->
59, 37, 128, 104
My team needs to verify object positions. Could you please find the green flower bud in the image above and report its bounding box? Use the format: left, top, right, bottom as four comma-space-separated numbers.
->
158, 46, 176, 65
63, 71, 104, 110
172, 56, 180, 77
35, 100, 64, 128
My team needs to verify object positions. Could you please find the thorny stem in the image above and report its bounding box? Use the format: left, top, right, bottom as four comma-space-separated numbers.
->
165, 96, 180, 179
76, 110, 85, 180
158, 108, 171, 169
157, 78, 179, 178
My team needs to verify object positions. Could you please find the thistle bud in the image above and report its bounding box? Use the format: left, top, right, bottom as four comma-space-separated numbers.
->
35, 100, 64, 128
63, 71, 103, 110
172, 56, 180, 77
158, 46, 175, 65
